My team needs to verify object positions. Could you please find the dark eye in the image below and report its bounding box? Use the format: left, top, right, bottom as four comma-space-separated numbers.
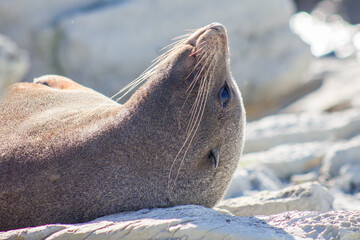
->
219, 83, 230, 108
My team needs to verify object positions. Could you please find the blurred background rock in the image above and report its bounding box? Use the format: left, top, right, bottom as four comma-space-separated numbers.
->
1, 0, 360, 213
0, 34, 28, 98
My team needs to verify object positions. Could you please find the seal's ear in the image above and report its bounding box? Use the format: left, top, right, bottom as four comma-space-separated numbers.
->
34, 75, 93, 92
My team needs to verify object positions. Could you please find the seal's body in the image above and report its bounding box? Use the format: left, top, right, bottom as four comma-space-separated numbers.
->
0, 23, 245, 231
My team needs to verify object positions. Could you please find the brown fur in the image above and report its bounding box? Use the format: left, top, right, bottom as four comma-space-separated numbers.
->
0, 23, 245, 231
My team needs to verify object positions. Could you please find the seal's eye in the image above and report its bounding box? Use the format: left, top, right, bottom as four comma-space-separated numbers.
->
219, 83, 230, 108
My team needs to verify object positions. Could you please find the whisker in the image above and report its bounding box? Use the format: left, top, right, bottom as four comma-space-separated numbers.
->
189, 46, 204, 57
186, 71, 208, 134
184, 52, 214, 134
168, 52, 217, 191
185, 48, 211, 93
172, 31, 194, 41
171, 71, 212, 189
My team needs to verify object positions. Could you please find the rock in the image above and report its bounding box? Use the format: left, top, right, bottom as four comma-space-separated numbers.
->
223, 168, 253, 199
224, 165, 282, 199
247, 166, 283, 192
283, 58, 360, 113
337, 164, 360, 193
262, 210, 360, 239
321, 136, 360, 177
2, 206, 359, 240
324, 151, 360, 193
0, 0, 114, 82
291, 171, 319, 184
0, 34, 29, 97
0, 225, 68, 240
216, 182, 334, 216
0, 205, 294, 240
241, 142, 326, 178
290, 9, 359, 57
331, 188, 360, 211
245, 108, 360, 153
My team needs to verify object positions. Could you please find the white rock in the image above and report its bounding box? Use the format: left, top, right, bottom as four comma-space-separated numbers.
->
0, 34, 29, 97
216, 182, 333, 216
224, 165, 282, 199
0, 0, 111, 81
0, 225, 68, 240
338, 164, 360, 191
322, 135, 360, 177
249, 165, 283, 191
283, 58, 360, 113
0, 205, 294, 240
245, 108, 360, 153
331, 188, 360, 211
223, 168, 253, 199
2, 206, 359, 240
291, 171, 319, 184
242, 142, 326, 178
54, 0, 310, 104
290, 11, 358, 57
261, 210, 360, 240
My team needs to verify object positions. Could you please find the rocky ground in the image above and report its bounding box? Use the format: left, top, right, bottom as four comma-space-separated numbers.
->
1, 0, 360, 239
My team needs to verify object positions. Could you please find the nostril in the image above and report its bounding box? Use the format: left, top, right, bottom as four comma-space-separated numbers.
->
208, 22, 226, 34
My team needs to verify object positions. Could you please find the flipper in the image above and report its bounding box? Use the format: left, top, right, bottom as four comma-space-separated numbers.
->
33, 75, 93, 91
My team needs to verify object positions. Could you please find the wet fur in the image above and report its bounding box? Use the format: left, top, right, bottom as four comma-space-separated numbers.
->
0, 23, 245, 231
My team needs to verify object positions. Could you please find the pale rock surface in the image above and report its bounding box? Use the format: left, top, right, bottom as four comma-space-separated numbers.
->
0, 0, 110, 45
322, 136, 360, 193
261, 210, 360, 239
223, 168, 253, 199
331, 188, 360, 211
290, 11, 359, 58
337, 164, 360, 192
2, 206, 359, 240
241, 142, 327, 178
283, 58, 360, 113
0, 0, 113, 81
322, 135, 360, 177
291, 171, 319, 184
224, 165, 282, 199
0, 34, 29, 97
245, 108, 360, 153
0, 206, 294, 240
216, 182, 334, 217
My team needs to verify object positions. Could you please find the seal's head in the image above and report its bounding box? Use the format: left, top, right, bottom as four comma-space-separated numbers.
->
124, 22, 245, 207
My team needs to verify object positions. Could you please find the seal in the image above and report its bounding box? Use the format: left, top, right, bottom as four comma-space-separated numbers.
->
0, 22, 245, 231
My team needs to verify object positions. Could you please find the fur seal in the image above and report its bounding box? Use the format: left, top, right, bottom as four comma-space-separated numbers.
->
0, 23, 245, 231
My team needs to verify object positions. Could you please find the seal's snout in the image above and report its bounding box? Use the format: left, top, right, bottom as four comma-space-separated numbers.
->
208, 22, 226, 35
186, 22, 227, 48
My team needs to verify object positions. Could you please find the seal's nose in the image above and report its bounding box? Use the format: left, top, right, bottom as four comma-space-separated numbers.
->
186, 22, 227, 47
208, 22, 226, 35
